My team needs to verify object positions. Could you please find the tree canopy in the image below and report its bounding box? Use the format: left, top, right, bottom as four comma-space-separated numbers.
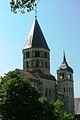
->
0, 71, 41, 120
10, 0, 36, 13
0, 70, 75, 120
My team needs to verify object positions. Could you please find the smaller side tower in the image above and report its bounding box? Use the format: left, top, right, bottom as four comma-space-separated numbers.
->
57, 52, 74, 114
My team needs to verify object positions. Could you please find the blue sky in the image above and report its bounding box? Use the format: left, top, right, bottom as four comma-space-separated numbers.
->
0, 0, 80, 97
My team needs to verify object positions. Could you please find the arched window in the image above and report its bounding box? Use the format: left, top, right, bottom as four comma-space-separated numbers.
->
37, 50, 40, 57
71, 88, 73, 93
47, 53, 49, 59
23, 62, 25, 69
49, 89, 52, 97
45, 62, 47, 68
45, 88, 48, 97
35, 60, 39, 67
35, 50, 40, 57
68, 74, 72, 79
64, 88, 65, 92
26, 61, 29, 68
26, 51, 30, 58
45, 52, 47, 58
32, 50, 35, 57
48, 62, 50, 69
60, 73, 65, 79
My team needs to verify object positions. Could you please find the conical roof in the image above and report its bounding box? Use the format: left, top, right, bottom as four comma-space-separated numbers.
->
57, 52, 73, 73
24, 19, 49, 50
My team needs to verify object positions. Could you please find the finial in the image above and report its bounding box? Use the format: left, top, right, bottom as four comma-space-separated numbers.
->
63, 50, 67, 62
34, 0, 40, 19
34, 1, 37, 19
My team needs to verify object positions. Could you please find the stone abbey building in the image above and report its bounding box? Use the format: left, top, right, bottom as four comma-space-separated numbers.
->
17, 18, 74, 114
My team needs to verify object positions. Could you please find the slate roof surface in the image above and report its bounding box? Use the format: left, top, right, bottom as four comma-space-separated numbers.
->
31, 69, 56, 81
24, 19, 49, 50
57, 52, 73, 73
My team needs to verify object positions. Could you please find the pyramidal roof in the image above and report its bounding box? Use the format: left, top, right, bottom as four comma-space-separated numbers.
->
57, 52, 73, 73
24, 19, 49, 50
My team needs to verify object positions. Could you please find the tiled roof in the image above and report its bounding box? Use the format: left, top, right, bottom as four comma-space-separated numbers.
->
16, 69, 39, 82
24, 19, 49, 50
16, 69, 56, 82
31, 69, 56, 81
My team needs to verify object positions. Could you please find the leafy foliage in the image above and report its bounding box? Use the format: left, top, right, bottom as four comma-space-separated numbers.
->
10, 0, 36, 13
39, 98, 75, 120
0, 71, 41, 120
53, 100, 75, 120
0, 70, 75, 120
39, 97, 57, 120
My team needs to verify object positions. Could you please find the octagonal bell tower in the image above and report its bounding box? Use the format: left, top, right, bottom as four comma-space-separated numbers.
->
22, 18, 50, 75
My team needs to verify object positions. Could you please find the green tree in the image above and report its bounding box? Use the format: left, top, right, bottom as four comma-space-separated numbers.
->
39, 98, 75, 120
0, 71, 41, 120
53, 100, 75, 120
39, 97, 58, 120
10, 0, 36, 13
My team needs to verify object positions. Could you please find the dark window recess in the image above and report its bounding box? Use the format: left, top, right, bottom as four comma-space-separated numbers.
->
49, 89, 52, 97
62, 73, 64, 78
26, 61, 29, 68
68, 74, 72, 79
26, 52, 30, 58
64, 88, 65, 92
47, 53, 49, 59
45, 52, 47, 58
36, 60, 39, 67
45, 62, 47, 68
71, 88, 73, 93
47, 62, 49, 68
38, 50, 40, 57
69, 88, 70, 93
45, 88, 48, 97
23, 62, 25, 69
32, 51, 35, 57
35, 50, 40, 57
60, 73, 65, 79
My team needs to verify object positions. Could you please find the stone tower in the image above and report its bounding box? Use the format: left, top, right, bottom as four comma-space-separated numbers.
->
57, 52, 74, 114
22, 18, 56, 101
22, 18, 50, 75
